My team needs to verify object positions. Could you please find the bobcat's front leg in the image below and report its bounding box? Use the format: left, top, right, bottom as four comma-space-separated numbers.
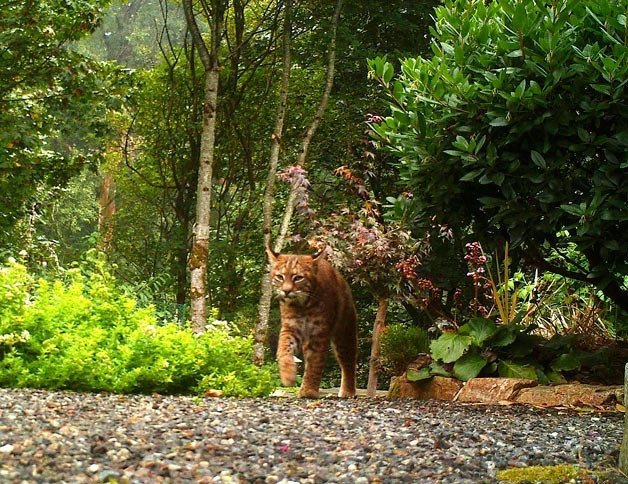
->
276, 323, 300, 387
299, 336, 330, 399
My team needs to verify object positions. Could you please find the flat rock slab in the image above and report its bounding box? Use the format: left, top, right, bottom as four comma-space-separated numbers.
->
515, 383, 623, 408
387, 375, 624, 409
457, 377, 537, 403
389, 375, 463, 401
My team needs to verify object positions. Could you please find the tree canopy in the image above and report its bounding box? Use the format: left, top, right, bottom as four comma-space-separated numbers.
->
0, 0, 125, 237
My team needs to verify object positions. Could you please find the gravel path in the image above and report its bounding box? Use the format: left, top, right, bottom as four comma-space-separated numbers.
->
0, 388, 624, 483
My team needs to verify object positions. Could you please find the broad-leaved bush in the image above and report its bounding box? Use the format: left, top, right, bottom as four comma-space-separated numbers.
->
368, 0, 628, 312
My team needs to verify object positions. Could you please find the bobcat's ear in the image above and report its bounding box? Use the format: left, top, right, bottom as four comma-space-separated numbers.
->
266, 244, 280, 263
312, 245, 327, 261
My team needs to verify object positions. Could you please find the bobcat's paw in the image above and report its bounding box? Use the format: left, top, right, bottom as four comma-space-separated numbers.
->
337, 387, 356, 398
278, 357, 297, 387
298, 387, 320, 399
279, 370, 297, 387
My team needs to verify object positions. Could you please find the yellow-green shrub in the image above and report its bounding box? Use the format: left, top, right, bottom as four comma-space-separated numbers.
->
0, 254, 278, 396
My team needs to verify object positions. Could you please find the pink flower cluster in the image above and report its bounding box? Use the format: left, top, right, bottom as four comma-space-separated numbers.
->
464, 242, 487, 282
277, 165, 313, 216
365, 112, 383, 124
465, 242, 489, 316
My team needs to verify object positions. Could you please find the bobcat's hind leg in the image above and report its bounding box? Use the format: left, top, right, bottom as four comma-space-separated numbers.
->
332, 327, 358, 398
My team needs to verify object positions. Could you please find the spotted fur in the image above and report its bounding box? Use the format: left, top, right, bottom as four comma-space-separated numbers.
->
267, 246, 358, 398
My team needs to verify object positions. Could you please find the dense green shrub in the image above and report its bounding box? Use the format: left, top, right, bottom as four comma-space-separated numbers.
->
380, 323, 431, 375
0, 254, 278, 396
369, 0, 628, 312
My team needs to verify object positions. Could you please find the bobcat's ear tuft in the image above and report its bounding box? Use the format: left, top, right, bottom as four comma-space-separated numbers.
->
312, 245, 327, 261
266, 244, 280, 263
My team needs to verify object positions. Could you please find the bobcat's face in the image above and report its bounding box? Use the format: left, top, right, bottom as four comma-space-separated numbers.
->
267, 249, 320, 306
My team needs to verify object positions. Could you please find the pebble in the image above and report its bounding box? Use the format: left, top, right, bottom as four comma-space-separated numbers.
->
0, 388, 623, 483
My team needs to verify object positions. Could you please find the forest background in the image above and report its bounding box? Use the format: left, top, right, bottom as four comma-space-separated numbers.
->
1, 0, 626, 394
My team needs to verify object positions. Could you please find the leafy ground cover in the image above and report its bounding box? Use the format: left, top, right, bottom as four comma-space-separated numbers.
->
0, 252, 278, 397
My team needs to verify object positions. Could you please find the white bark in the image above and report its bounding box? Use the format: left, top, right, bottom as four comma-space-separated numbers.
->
97, 171, 115, 253
183, 0, 225, 333
189, 69, 220, 332
254, 0, 343, 362
253, 0, 292, 365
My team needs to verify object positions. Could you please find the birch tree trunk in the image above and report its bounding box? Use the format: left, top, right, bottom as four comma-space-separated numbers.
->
183, 0, 226, 333
254, 0, 344, 362
97, 172, 115, 253
367, 296, 388, 397
253, 0, 292, 366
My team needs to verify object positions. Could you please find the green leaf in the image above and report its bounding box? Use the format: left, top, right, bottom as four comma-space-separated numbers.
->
504, 333, 543, 358
530, 150, 546, 169
430, 333, 474, 364
489, 325, 517, 347
550, 352, 581, 372
392, 80, 404, 99
543, 334, 579, 352
497, 360, 538, 380
453, 352, 488, 381
382, 62, 395, 85
429, 361, 453, 377
459, 169, 485, 181
489, 117, 509, 127
459, 318, 498, 346
407, 367, 432, 382
546, 370, 567, 384
560, 204, 584, 217
506, 49, 523, 58
440, 42, 455, 55
454, 44, 465, 65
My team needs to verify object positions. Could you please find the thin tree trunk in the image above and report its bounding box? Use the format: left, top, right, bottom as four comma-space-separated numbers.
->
253, 0, 292, 366
274, 0, 344, 250
97, 172, 116, 253
620, 363, 628, 474
367, 296, 388, 397
183, 0, 226, 333
254, 0, 343, 363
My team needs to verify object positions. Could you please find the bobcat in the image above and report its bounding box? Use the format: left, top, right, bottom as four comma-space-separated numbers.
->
267, 246, 358, 398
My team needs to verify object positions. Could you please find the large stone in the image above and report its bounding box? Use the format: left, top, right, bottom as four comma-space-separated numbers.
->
515, 383, 623, 408
456, 377, 537, 404
388, 375, 463, 401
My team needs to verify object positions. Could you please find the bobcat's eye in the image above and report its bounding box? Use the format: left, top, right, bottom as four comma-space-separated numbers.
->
292, 275, 304, 282
274, 274, 285, 282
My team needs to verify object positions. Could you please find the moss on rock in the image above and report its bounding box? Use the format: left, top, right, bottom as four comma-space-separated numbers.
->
496, 464, 599, 483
